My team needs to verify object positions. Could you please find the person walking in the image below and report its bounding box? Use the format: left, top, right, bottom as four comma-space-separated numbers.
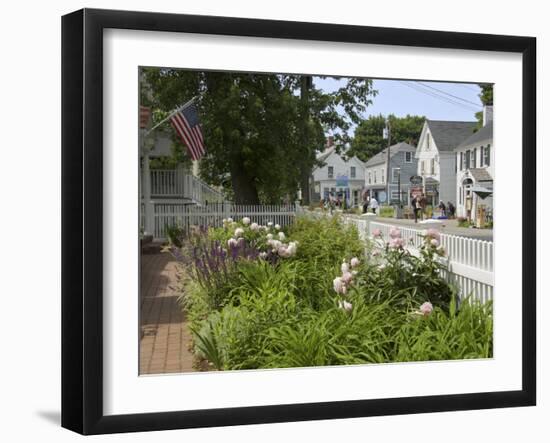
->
438, 200, 447, 217
370, 196, 379, 214
411, 194, 419, 223
447, 201, 456, 218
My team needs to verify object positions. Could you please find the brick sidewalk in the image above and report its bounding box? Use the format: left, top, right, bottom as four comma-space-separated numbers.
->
139, 252, 196, 375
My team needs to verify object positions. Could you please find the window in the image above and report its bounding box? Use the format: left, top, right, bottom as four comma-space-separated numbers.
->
391, 190, 402, 201
426, 134, 431, 150
328, 166, 334, 179
368, 172, 372, 184
405, 151, 412, 163
420, 160, 425, 174
381, 169, 385, 183
472, 148, 477, 168
459, 152, 463, 171
430, 158, 435, 175
459, 186, 463, 204
484, 144, 491, 166
350, 166, 356, 178
374, 170, 377, 183
392, 168, 401, 182
465, 150, 471, 169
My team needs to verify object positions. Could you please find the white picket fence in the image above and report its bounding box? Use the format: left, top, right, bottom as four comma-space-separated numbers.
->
152, 203, 298, 240
345, 218, 494, 302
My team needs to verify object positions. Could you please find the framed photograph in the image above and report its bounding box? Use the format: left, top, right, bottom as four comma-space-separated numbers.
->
62, 8, 536, 435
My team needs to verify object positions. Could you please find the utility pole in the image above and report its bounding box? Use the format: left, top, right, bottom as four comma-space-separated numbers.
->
385, 117, 392, 205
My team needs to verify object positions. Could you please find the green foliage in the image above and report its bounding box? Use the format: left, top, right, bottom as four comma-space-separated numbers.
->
287, 215, 364, 268
349, 114, 425, 162
165, 224, 184, 247
379, 206, 395, 218
395, 297, 493, 361
180, 216, 492, 371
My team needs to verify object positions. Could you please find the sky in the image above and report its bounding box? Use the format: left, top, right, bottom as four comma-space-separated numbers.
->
313, 77, 483, 136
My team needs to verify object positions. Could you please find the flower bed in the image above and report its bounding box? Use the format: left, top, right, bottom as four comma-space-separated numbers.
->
169, 215, 492, 371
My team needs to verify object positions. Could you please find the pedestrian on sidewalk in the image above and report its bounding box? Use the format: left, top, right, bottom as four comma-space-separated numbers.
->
370, 196, 379, 214
438, 200, 447, 217
412, 194, 419, 223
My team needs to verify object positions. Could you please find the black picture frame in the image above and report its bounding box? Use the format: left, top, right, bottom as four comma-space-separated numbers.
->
62, 8, 536, 435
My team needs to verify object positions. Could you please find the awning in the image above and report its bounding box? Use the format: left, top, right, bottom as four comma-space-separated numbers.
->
471, 186, 493, 199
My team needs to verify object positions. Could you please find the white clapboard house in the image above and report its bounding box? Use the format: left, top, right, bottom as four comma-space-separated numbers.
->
454, 106, 494, 223
311, 138, 366, 207
415, 119, 477, 206
140, 127, 225, 238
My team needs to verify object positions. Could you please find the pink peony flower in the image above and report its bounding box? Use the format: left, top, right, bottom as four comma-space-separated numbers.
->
278, 231, 286, 241
275, 224, 281, 230
430, 238, 439, 247
350, 257, 360, 268
389, 237, 405, 249
338, 300, 353, 312
341, 261, 350, 273
389, 227, 402, 239
242, 217, 251, 225
266, 233, 273, 240
341, 271, 353, 284
333, 277, 345, 294
234, 227, 244, 237
426, 228, 441, 241
250, 222, 259, 231
372, 228, 382, 237
419, 302, 433, 316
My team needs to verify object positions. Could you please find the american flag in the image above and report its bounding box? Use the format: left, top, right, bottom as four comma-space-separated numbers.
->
170, 103, 206, 161
139, 105, 151, 129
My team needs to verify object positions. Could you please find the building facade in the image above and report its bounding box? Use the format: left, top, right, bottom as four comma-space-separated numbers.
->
364, 142, 418, 205
415, 120, 477, 206
455, 107, 494, 222
311, 142, 366, 207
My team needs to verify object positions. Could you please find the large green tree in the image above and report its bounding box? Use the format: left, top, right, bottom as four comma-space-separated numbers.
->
141, 69, 376, 204
348, 114, 425, 162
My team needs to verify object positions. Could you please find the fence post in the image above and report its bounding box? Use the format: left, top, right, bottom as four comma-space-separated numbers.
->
142, 153, 155, 236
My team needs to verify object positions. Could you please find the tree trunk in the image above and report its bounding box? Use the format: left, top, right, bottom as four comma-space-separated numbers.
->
300, 75, 313, 206
230, 155, 260, 204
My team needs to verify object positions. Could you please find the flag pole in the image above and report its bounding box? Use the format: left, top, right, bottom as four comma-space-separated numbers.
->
143, 96, 197, 137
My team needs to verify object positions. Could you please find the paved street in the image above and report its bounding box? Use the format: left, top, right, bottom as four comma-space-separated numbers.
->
357, 215, 493, 241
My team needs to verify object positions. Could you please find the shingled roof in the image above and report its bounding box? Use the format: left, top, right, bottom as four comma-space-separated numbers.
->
426, 120, 477, 151
469, 168, 493, 182
365, 142, 416, 167
456, 123, 493, 150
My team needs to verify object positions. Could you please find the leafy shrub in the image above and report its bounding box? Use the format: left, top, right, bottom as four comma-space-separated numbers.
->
175, 214, 492, 371
379, 206, 395, 218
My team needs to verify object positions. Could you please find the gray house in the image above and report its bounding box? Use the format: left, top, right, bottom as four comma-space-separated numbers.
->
364, 142, 418, 205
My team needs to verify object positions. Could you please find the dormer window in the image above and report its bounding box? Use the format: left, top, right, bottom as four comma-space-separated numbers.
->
405, 151, 412, 163
328, 166, 334, 179
426, 134, 431, 150
350, 166, 356, 178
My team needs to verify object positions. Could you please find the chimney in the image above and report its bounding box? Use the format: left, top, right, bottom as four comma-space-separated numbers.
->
326, 135, 335, 150
483, 105, 493, 126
